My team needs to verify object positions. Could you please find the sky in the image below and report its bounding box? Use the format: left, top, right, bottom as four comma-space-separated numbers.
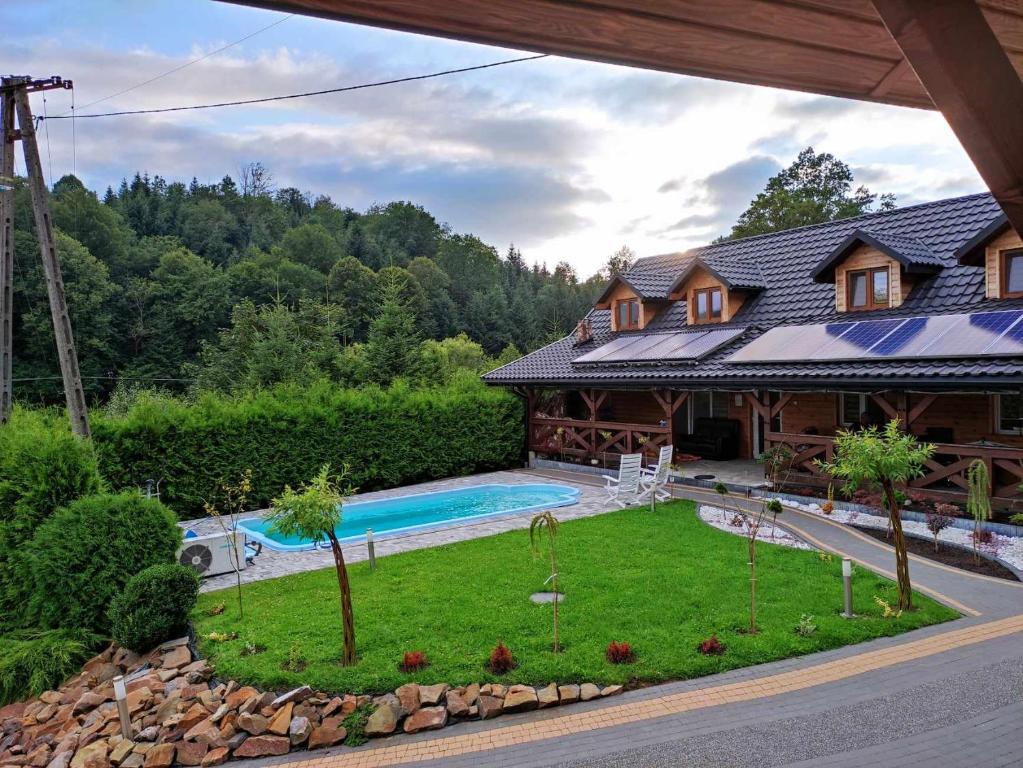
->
2, 0, 987, 277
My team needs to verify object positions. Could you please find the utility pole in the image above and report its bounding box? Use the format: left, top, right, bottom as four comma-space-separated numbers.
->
0, 75, 90, 438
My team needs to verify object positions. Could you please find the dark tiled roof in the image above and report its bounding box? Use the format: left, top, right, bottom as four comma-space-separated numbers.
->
671, 254, 766, 292
484, 193, 1023, 389
811, 226, 944, 281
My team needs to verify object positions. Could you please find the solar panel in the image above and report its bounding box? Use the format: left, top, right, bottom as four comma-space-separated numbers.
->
573, 327, 746, 365
728, 309, 1023, 363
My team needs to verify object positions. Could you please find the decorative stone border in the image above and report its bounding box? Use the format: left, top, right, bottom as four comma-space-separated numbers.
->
0, 639, 623, 768
697, 505, 815, 551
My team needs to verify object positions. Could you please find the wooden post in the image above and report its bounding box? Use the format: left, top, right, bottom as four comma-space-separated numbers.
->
11, 84, 90, 437
0, 90, 14, 424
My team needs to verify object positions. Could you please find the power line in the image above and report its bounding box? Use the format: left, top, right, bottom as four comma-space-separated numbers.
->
63, 13, 295, 114
41, 53, 550, 121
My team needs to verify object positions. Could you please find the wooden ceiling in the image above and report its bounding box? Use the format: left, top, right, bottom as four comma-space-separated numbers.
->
228, 0, 1023, 110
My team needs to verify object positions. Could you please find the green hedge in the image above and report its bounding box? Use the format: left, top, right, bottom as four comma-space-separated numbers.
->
92, 381, 523, 518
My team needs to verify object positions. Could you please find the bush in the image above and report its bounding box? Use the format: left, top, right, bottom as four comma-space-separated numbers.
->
697, 635, 726, 656
16, 493, 181, 632
0, 628, 104, 705
399, 650, 428, 672
606, 640, 634, 664
487, 641, 515, 674
92, 380, 523, 518
109, 564, 200, 652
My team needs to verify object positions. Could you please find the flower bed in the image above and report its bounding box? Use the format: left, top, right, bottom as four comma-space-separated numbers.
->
697, 506, 815, 552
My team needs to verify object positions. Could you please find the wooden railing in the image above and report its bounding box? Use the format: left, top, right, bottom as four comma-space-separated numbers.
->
766, 431, 1023, 500
530, 417, 670, 459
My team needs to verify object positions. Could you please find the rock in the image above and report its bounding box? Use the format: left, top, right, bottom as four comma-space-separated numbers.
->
502, 686, 538, 713
172, 742, 206, 767
90, 665, 121, 686
70, 741, 108, 768
462, 683, 480, 706
415, 684, 446, 707
288, 716, 311, 746
394, 684, 420, 717
160, 647, 190, 671
232, 736, 289, 759
480, 683, 505, 699
72, 694, 107, 716
270, 687, 312, 709
142, 745, 174, 768
132, 729, 157, 746
600, 685, 623, 698
402, 707, 447, 734
557, 685, 580, 705
152, 693, 180, 726
235, 713, 268, 736
307, 723, 346, 750
266, 702, 293, 736
157, 637, 189, 652
223, 688, 258, 712
182, 720, 223, 748
111, 648, 139, 670
119, 756, 142, 768
47, 753, 72, 768
372, 693, 399, 712
39, 692, 62, 706
477, 696, 503, 720
236, 696, 260, 716
579, 683, 601, 702
537, 684, 560, 709
199, 747, 228, 768
108, 741, 134, 767
124, 689, 152, 716
445, 692, 469, 718
27, 746, 51, 768
319, 697, 344, 718
34, 705, 57, 723
207, 706, 229, 726
364, 705, 398, 738
224, 733, 247, 752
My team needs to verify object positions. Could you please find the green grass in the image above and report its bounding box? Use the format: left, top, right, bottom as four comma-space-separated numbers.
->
194, 501, 958, 694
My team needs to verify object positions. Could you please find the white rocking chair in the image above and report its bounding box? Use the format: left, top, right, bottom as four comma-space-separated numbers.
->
639, 444, 674, 504
603, 453, 644, 508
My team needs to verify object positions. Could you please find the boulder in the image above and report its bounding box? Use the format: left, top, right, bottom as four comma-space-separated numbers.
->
402, 707, 447, 734
364, 705, 398, 738
72, 694, 107, 716
270, 687, 312, 709
141, 744, 174, 768
232, 736, 289, 759
266, 702, 293, 736
223, 688, 257, 712
394, 684, 420, 717
600, 685, 623, 698
445, 692, 469, 719
124, 689, 152, 716
288, 716, 312, 746
107, 741, 134, 767
160, 647, 190, 671
462, 683, 480, 706
319, 697, 344, 718
199, 747, 228, 768
307, 723, 346, 750
537, 684, 560, 709
502, 686, 538, 713
47, 752, 72, 768
477, 696, 503, 720
119, 756, 142, 768
418, 684, 448, 707
27, 746, 51, 768
172, 741, 207, 767
69, 741, 107, 768
235, 713, 268, 736
557, 685, 580, 705
579, 683, 601, 702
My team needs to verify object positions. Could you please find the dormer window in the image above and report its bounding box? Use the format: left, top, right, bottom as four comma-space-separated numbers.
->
616, 298, 640, 330
693, 287, 723, 323
1003, 249, 1023, 298
847, 267, 890, 310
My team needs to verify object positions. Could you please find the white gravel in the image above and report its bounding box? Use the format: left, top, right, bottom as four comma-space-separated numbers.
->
698, 505, 815, 551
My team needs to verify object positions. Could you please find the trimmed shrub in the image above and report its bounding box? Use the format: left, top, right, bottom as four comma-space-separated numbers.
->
0, 628, 104, 705
399, 650, 428, 672
17, 493, 181, 632
110, 564, 200, 652
92, 380, 522, 518
605, 640, 634, 664
487, 641, 515, 674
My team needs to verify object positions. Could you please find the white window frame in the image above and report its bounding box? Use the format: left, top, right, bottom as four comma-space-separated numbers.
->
839, 393, 867, 429
994, 393, 1023, 436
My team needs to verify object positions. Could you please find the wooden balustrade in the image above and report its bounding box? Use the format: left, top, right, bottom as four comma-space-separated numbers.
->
765, 431, 1023, 500
530, 416, 670, 458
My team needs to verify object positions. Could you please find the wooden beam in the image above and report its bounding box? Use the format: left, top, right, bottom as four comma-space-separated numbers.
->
873, 0, 1023, 233
771, 392, 794, 418
869, 393, 898, 421
907, 393, 937, 425
744, 391, 770, 421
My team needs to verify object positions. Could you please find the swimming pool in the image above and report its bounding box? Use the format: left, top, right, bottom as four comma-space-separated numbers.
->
236, 483, 580, 552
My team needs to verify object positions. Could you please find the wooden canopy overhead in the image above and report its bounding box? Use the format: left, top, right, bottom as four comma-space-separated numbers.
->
225, 0, 1023, 231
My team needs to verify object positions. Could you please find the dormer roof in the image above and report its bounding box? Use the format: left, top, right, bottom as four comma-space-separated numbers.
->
955, 213, 1010, 266
811, 227, 944, 283
669, 254, 766, 294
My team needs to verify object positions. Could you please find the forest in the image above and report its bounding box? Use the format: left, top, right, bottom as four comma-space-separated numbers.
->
6, 163, 615, 402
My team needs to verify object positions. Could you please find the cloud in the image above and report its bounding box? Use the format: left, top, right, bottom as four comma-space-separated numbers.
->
581, 70, 745, 124
773, 96, 863, 120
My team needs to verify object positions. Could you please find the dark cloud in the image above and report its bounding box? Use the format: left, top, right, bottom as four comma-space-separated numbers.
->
658, 178, 684, 194
773, 96, 863, 119
582, 70, 743, 124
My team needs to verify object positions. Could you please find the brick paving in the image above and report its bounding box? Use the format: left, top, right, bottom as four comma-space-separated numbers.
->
222, 468, 1023, 767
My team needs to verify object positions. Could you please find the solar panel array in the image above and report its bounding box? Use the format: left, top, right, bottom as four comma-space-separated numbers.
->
728, 310, 1023, 363
574, 327, 746, 365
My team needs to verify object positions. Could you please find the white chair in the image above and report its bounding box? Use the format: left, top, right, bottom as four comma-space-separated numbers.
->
603, 453, 644, 508
639, 444, 674, 503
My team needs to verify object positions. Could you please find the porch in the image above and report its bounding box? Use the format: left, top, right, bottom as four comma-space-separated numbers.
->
522, 387, 1023, 506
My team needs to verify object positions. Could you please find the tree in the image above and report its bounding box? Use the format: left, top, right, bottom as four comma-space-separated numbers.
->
603, 245, 635, 279
240, 162, 274, 198
817, 421, 933, 611
361, 201, 442, 267
202, 470, 253, 617
529, 510, 561, 653
280, 223, 343, 273
727, 147, 896, 240
966, 459, 992, 563
177, 198, 240, 265
364, 273, 421, 384
269, 465, 357, 665
327, 256, 378, 342
736, 498, 780, 633
419, 333, 489, 385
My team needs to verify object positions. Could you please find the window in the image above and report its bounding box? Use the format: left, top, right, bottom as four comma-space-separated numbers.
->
839, 393, 885, 430
847, 267, 890, 310
996, 393, 1023, 435
1003, 250, 1023, 298
693, 287, 723, 323
616, 298, 640, 330
689, 391, 729, 429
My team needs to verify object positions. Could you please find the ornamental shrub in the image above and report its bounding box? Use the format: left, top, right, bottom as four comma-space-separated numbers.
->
91, 380, 522, 518
0, 628, 105, 705
487, 641, 515, 674
109, 564, 200, 652
17, 492, 181, 633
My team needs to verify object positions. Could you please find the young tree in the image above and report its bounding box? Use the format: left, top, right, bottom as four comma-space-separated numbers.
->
737, 498, 779, 633
966, 459, 992, 563
364, 274, 422, 384
203, 470, 253, 618
269, 465, 357, 665
818, 421, 933, 611
529, 510, 561, 653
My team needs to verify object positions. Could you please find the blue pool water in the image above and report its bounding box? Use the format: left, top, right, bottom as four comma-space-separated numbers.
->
236, 483, 580, 552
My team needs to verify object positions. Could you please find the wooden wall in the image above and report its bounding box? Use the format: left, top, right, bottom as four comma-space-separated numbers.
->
985, 227, 1022, 298
776, 392, 838, 435
833, 245, 909, 311
672, 266, 747, 324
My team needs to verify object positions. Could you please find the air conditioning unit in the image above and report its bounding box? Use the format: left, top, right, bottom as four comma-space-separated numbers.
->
178, 532, 246, 578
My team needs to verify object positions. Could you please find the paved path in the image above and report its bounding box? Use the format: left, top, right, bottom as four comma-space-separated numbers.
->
233, 470, 1023, 768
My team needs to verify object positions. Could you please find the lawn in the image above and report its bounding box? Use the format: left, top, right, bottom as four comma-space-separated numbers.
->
194, 500, 958, 693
